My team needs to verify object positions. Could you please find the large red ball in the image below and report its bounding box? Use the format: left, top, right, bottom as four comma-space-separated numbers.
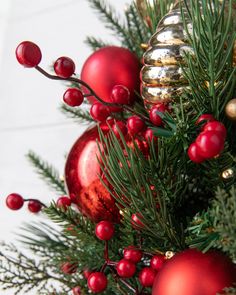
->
152, 249, 236, 295
81, 46, 140, 105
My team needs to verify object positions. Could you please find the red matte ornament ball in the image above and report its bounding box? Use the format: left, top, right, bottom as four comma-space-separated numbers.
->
152, 249, 236, 295
123, 246, 143, 263
54, 56, 75, 78
203, 121, 227, 138
95, 220, 115, 241
61, 262, 77, 274
149, 106, 163, 126
6, 193, 24, 210
87, 272, 108, 293
127, 116, 146, 135
63, 88, 84, 107
90, 102, 111, 122
116, 259, 136, 278
72, 286, 81, 295
150, 255, 165, 271
139, 267, 156, 287
187, 142, 205, 163
15, 41, 42, 67
111, 85, 130, 105
57, 196, 72, 210
28, 200, 42, 213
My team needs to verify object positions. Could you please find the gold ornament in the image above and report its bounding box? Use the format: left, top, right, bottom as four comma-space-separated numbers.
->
165, 251, 175, 259
221, 168, 234, 180
225, 98, 236, 121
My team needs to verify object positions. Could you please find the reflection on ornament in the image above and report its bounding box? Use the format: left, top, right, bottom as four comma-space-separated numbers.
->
165, 251, 175, 259
222, 168, 234, 180
225, 98, 236, 121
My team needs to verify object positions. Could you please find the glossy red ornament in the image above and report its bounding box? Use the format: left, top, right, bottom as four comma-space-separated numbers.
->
27, 200, 42, 213
87, 272, 108, 293
127, 116, 146, 135
152, 249, 236, 295
187, 142, 205, 163
90, 102, 111, 122
6, 193, 24, 210
203, 121, 227, 138
54, 56, 75, 78
139, 267, 156, 287
123, 246, 142, 263
150, 255, 165, 271
16, 41, 42, 67
65, 125, 120, 222
63, 88, 84, 107
116, 259, 136, 278
61, 262, 77, 274
81, 46, 140, 105
95, 221, 115, 241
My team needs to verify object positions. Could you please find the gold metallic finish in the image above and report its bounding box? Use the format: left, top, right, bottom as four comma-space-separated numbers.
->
141, 43, 149, 50
225, 98, 236, 121
165, 251, 175, 259
222, 168, 234, 180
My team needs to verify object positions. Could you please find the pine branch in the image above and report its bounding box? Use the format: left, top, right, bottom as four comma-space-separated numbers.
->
27, 151, 66, 195
84, 36, 112, 51
60, 104, 93, 124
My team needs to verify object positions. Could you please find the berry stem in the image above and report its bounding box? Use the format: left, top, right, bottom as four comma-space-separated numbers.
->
24, 198, 47, 208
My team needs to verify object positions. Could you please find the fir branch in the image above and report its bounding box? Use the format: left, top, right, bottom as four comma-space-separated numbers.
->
27, 151, 66, 195
84, 36, 112, 51
60, 103, 93, 124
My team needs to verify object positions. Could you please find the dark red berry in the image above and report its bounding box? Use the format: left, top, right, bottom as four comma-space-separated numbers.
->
87, 272, 108, 293
63, 88, 84, 107
139, 267, 156, 287
149, 106, 163, 126
116, 259, 136, 278
111, 85, 130, 105
112, 121, 128, 138
144, 128, 157, 142
131, 213, 145, 229
83, 269, 93, 279
154, 103, 169, 113
54, 56, 75, 78
95, 221, 115, 241
150, 254, 165, 271
57, 196, 72, 210
90, 103, 111, 122
196, 130, 225, 159
28, 200, 42, 213
123, 246, 142, 263
61, 262, 77, 274
187, 142, 205, 163
6, 193, 24, 210
127, 116, 146, 135
72, 286, 81, 295
196, 114, 215, 128
16, 41, 42, 67
203, 121, 227, 139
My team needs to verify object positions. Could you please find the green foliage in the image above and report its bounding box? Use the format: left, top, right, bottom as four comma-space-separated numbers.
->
60, 103, 93, 124
84, 36, 112, 51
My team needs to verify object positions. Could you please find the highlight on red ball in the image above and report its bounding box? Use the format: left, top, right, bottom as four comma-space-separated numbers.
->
15, 41, 42, 68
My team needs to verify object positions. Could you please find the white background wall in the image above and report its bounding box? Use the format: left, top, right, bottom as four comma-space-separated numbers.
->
0, 0, 128, 293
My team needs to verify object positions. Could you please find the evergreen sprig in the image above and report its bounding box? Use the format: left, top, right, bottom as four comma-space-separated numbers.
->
84, 36, 112, 51
60, 104, 94, 124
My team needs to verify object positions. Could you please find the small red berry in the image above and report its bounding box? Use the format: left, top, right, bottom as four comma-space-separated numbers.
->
112, 121, 128, 138
72, 286, 81, 295
87, 272, 108, 293
196, 130, 225, 159
83, 269, 93, 279
144, 128, 157, 142
203, 121, 227, 138
90, 103, 111, 122
116, 259, 136, 278
123, 246, 142, 263
127, 116, 146, 135
154, 103, 169, 113
57, 196, 72, 210
6, 193, 24, 210
111, 85, 130, 105
61, 262, 77, 274
16, 41, 42, 67
150, 255, 165, 271
149, 106, 163, 126
95, 221, 115, 241
131, 213, 145, 229
187, 142, 205, 163
196, 114, 215, 128
28, 200, 42, 213
139, 267, 156, 287
54, 56, 75, 78
63, 88, 84, 107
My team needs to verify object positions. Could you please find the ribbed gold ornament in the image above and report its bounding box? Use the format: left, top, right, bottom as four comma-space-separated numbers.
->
140, 4, 193, 109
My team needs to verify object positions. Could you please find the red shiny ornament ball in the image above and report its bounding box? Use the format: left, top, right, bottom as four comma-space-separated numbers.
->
57, 196, 72, 210
6, 193, 24, 210
127, 116, 146, 135
81, 46, 140, 105
63, 88, 84, 107
116, 259, 136, 278
150, 255, 165, 271
90, 102, 111, 122
28, 200, 42, 213
88, 272, 108, 293
139, 267, 156, 287
65, 125, 120, 222
131, 213, 145, 229
203, 121, 227, 138
61, 262, 77, 274
95, 220, 115, 241
111, 85, 130, 105
123, 246, 143, 263
72, 286, 81, 295
196, 130, 225, 159
149, 106, 163, 126
54, 56, 75, 78
16, 41, 42, 67
112, 121, 128, 138
196, 114, 215, 128
152, 249, 236, 295
187, 142, 205, 163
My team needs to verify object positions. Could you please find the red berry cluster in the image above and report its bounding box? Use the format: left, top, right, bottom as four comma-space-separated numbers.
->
188, 114, 227, 163
6, 193, 43, 213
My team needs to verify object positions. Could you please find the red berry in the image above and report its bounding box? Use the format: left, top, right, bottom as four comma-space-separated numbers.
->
131, 213, 145, 229
139, 267, 156, 287
83, 269, 93, 279
154, 103, 169, 113
72, 286, 81, 295
90, 103, 111, 122
196, 114, 215, 128
127, 116, 146, 135
150, 255, 165, 271
144, 128, 157, 142
54, 56, 75, 78
15, 41, 42, 67
63, 88, 84, 107
123, 246, 142, 263
187, 142, 205, 163
112, 121, 128, 138
95, 221, 115, 241
87, 272, 107, 293
57, 196, 72, 210
149, 106, 163, 126
111, 85, 130, 105
203, 121, 227, 138
61, 262, 77, 274
28, 200, 42, 213
196, 130, 225, 159
6, 193, 24, 210
116, 259, 136, 278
